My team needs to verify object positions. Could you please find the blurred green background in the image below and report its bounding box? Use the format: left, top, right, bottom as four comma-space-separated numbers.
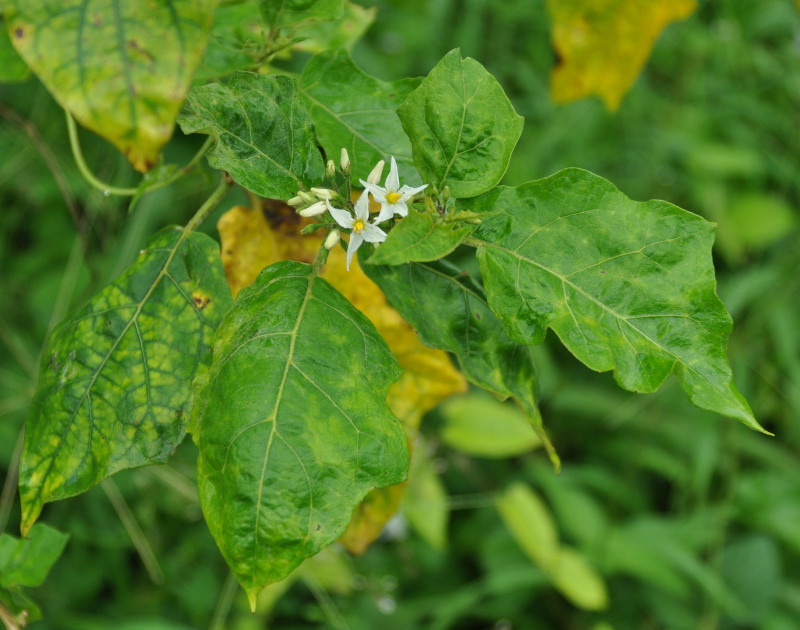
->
2, 0, 800, 628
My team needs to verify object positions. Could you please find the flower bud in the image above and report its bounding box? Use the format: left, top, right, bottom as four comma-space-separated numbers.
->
298, 190, 317, 204
324, 229, 340, 250
366, 159, 385, 185
298, 201, 327, 217
340, 148, 350, 174
310, 187, 334, 200
287, 195, 304, 207
326, 159, 336, 179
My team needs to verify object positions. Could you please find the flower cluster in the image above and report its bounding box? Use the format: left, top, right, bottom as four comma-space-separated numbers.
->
327, 156, 427, 270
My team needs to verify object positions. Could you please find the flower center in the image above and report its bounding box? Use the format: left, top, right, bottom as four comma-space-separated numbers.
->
353, 219, 365, 233
386, 191, 402, 204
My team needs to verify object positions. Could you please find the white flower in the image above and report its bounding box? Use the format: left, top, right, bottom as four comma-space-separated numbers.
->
361, 156, 428, 222
326, 194, 386, 271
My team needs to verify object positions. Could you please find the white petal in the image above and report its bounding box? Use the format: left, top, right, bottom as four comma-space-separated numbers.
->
360, 180, 387, 203
386, 156, 400, 191
326, 200, 354, 228
361, 223, 387, 243
353, 192, 371, 221
366, 160, 385, 185
376, 203, 395, 223
392, 201, 409, 217
399, 183, 428, 195
346, 232, 364, 271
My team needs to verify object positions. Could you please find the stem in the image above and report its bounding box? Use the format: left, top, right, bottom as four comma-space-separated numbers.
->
209, 572, 239, 630
138, 136, 215, 198
65, 111, 138, 196
312, 242, 330, 275
0, 602, 22, 630
184, 174, 233, 234
101, 479, 164, 585
0, 428, 25, 535
462, 235, 483, 248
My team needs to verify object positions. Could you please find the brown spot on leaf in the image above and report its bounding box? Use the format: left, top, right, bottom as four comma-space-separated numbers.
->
13, 27, 24, 39
193, 294, 211, 309
474, 312, 482, 320
92, 13, 103, 26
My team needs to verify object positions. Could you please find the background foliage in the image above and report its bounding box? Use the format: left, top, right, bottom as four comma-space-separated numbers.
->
1, 0, 799, 628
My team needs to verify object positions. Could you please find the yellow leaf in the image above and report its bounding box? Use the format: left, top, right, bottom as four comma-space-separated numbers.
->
217, 199, 467, 554
549, 0, 696, 110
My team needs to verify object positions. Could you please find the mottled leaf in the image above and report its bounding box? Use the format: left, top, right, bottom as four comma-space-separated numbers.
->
3, 0, 217, 171
195, 1, 262, 83
0, 20, 29, 82
20, 227, 232, 535
0, 524, 68, 588
549, 0, 696, 110
468, 168, 761, 431
362, 257, 541, 424
293, 2, 375, 54
191, 260, 408, 605
440, 393, 541, 458
397, 49, 523, 198
299, 50, 421, 184
367, 210, 473, 265
216, 203, 466, 553
259, 0, 343, 30
178, 73, 323, 199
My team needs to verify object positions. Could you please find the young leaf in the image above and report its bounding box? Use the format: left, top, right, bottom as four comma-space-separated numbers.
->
495, 482, 559, 570
3, 0, 217, 171
298, 50, 421, 183
362, 258, 540, 421
191, 260, 408, 606
178, 73, 323, 199
467, 168, 762, 431
0, 524, 69, 588
20, 227, 232, 535
258, 0, 344, 30
397, 48, 523, 198
549, 0, 696, 110
366, 210, 473, 265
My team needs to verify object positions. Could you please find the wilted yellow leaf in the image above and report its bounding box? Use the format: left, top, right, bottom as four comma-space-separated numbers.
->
549, 0, 696, 110
217, 198, 467, 553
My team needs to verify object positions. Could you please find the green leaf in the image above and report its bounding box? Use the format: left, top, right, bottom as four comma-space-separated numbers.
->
403, 442, 448, 551
194, 1, 262, 83
293, 1, 375, 54
361, 257, 541, 422
495, 482, 559, 570
298, 50, 421, 184
0, 20, 29, 83
3, 0, 217, 171
397, 48, 523, 198
20, 227, 232, 535
179, 73, 323, 199
440, 393, 541, 458
191, 260, 408, 606
367, 210, 473, 265
0, 524, 69, 588
468, 168, 762, 431
550, 547, 608, 610
258, 0, 344, 29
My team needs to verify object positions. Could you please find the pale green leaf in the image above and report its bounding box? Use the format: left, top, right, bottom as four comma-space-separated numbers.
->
298, 50, 421, 184
0, 19, 29, 82
397, 48, 523, 198
403, 441, 448, 551
468, 168, 762, 431
550, 547, 608, 610
20, 227, 232, 535
495, 482, 559, 570
178, 73, 323, 199
192, 260, 408, 605
259, 0, 343, 30
440, 394, 541, 458
0, 524, 68, 588
367, 210, 473, 265
3, 0, 217, 171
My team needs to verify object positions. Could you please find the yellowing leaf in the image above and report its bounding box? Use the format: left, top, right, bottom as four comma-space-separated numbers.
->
217, 200, 467, 553
548, 0, 696, 110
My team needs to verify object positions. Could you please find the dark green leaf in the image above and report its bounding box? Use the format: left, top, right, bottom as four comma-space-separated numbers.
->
468, 168, 761, 431
259, 0, 344, 29
0, 524, 69, 588
298, 50, 421, 183
191, 261, 408, 606
367, 210, 472, 265
362, 257, 544, 427
397, 48, 523, 198
20, 227, 232, 535
178, 73, 323, 199
3, 0, 216, 171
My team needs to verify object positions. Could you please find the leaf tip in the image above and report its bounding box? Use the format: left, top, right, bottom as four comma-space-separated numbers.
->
247, 589, 258, 613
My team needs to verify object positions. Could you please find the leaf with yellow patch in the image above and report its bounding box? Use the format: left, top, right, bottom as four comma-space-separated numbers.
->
549, 0, 696, 110
216, 199, 467, 553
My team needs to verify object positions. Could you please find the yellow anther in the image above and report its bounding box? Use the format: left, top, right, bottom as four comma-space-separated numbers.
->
386, 191, 402, 204
353, 219, 365, 233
